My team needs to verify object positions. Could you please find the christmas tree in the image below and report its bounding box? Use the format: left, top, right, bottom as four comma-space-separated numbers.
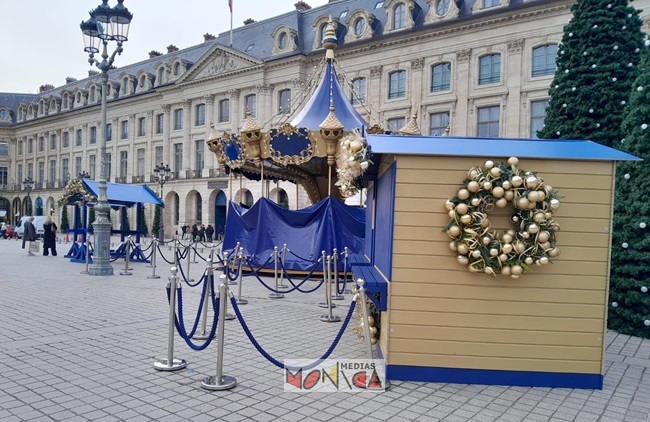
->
608, 41, 650, 338
152, 206, 162, 239
537, 0, 644, 147
138, 206, 149, 236
60, 206, 70, 231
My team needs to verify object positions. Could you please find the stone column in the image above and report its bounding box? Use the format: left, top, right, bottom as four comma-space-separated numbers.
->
182, 99, 192, 175
204, 94, 216, 171
454, 49, 472, 136
410, 58, 425, 117
146, 110, 154, 181
161, 104, 171, 166
256, 84, 273, 129
368, 65, 383, 126
506, 39, 524, 137
229, 89, 241, 132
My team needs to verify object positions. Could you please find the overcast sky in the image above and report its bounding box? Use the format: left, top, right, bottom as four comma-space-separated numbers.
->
0, 0, 329, 93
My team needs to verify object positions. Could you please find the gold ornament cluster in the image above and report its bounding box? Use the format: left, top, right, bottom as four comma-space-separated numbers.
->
445, 157, 562, 278
56, 178, 97, 208
335, 129, 372, 198
353, 289, 380, 345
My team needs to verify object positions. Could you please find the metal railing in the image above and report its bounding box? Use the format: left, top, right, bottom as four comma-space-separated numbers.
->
186, 170, 203, 179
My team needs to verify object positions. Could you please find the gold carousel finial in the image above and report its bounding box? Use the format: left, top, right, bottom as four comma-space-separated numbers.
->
399, 110, 421, 135
240, 109, 263, 166
206, 121, 221, 154
322, 15, 338, 61
320, 101, 344, 166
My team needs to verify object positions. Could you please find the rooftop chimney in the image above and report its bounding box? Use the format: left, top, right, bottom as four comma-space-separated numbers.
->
149, 50, 162, 58
39, 84, 55, 93
204, 33, 216, 42
295, 1, 311, 11
167, 44, 179, 53
243, 18, 255, 25
88, 70, 99, 77
65, 77, 77, 84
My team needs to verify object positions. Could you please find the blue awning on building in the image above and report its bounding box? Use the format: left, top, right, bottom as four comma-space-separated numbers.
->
82, 180, 163, 207
366, 135, 641, 161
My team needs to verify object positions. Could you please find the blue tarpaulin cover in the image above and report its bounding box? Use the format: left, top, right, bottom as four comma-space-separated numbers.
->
82, 180, 163, 207
223, 196, 366, 271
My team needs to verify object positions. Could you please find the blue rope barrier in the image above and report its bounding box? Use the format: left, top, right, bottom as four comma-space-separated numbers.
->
278, 258, 325, 293
175, 256, 207, 287
174, 275, 208, 338
244, 255, 313, 294
337, 264, 349, 295
286, 249, 321, 263
157, 244, 176, 264
230, 297, 356, 370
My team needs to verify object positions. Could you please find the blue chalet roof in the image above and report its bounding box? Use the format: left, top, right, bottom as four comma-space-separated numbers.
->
82, 180, 163, 207
291, 61, 368, 131
366, 135, 641, 161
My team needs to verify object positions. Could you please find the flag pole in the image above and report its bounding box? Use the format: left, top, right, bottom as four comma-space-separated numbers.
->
229, 0, 233, 48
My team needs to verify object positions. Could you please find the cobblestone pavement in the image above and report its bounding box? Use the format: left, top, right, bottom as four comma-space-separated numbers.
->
1, 237, 649, 422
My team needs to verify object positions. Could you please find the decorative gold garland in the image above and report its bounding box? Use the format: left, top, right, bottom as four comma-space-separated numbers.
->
445, 157, 562, 278
335, 129, 372, 198
56, 178, 96, 208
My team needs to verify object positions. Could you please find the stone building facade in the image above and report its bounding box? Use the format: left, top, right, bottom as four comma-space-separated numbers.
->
0, 0, 648, 234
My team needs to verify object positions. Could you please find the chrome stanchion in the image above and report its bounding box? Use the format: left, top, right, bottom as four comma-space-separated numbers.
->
236, 247, 247, 305
147, 238, 161, 279
318, 250, 335, 309
201, 280, 237, 391
278, 243, 289, 288
332, 248, 344, 300
193, 260, 214, 340
80, 235, 90, 274
344, 247, 352, 294
357, 278, 374, 359
120, 236, 132, 276
153, 267, 187, 371
321, 255, 340, 323
219, 274, 236, 321
192, 241, 199, 263
268, 246, 284, 299
185, 241, 195, 283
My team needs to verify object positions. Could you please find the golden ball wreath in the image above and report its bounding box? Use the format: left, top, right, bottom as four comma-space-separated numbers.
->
445, 157, 562, 278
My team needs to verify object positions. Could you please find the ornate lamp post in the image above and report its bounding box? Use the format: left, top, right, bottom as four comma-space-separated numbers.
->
23, 177, 34, 216
153, 163, 171, 241
80, 0, 133, 276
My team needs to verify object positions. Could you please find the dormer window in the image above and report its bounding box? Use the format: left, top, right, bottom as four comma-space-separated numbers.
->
375, 1, 384, 8
174, 62, 181, 76
394, 4, 406, 29
272, 25, 298, 55
0, 109, 8, 121
436, 0, 450, 15
278, 32, 288, 50
245, 44, 254, 52
354, 18, 365, 36
321, 24, 328, 44
339, 10, 348, 19
139, 75, 146, 88
157, 67, 166, 85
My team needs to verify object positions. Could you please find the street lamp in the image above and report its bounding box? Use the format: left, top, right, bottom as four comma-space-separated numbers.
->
80, 0, 133, 276
153, 163, 171, 241
23, 177, 34, 216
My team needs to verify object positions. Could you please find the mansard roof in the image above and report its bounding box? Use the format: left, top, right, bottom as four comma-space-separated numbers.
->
0, 93, 37, 126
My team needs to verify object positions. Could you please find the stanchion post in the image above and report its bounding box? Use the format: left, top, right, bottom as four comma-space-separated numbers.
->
201, 280, 237, 391
81, 234, 90, 274
278, 243, 289, 288
153, 267, 187, 371
332, 248, 344, 300
269, 246, 284, 299
318, 250, 333, 309
344, 247, 352, 294
219, 273, 237, 320
194, 260, 213, 340
321, 255, 341, 322
357, 278, 374, 360
148, 238, 161, 279
236, 247, 247, 305
186, 240, 193, 281
120, 236, 132, 276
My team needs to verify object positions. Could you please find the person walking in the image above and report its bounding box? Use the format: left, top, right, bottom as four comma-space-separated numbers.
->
199, 224, 206, 242
191, 224, 198, 241
205, 224, 214, 242
43, 216, 58, 256
21, 216, 37, 256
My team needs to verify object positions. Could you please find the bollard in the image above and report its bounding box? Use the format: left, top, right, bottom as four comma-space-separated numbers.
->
153, 267, 187, 371
120, 236, 133, 276
80, 235, 90, 275
194, 259, 214, 340
147, 238, 161, 279
321, 255, 341, 322
201, 281, 238, 391
357, 278, 374, 360
278, 244, 289, 288
185, 241, 195, 283
219, 274, 236, 321
331, 248, 344, 301
236, 247, 248, 305
268, 246, 284, 299
318, 251, 335, 309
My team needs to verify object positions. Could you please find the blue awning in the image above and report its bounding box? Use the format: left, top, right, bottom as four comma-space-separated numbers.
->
82, 180, 163, 207
366, 135, 641, 161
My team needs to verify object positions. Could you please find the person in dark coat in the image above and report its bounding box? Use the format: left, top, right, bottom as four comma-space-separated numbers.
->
43, 216, 58, 256
199, 224, 206, 242
191, 224, 198, 241
21, 216, 37, 255
205, 224, 214, 242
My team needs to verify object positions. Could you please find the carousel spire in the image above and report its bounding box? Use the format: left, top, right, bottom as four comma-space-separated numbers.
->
240, 109, 263, 166
399, 110, 421, 135
322, 16, 338, 61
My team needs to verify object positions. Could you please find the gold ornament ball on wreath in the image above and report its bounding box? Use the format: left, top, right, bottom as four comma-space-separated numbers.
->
445, 157, 562, 278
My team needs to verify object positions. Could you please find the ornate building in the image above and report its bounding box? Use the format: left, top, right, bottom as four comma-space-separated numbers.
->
0, 0, 648, 233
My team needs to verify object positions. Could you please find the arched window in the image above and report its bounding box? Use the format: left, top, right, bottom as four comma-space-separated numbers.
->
157, 67, 165, 85
244, 94, 257, 118
278, 89, 291, 114
532, 44, 558, 77
431, 62, 451, 92
354, 17, 366, 36
174, 62, 181, 76
278, 32, 288, 50
393, 4, 406, 29
35, 197, 43, 216
388, 70, 406, 99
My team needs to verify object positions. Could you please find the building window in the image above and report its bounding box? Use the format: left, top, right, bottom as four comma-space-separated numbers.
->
278, 32, 288, 50
195, 103, 206, 126
431, 63, 451, 92
278, 89, 291, 114
38, 161, 44, 183
63, 132, 69, 148
354, 17, 365, 36
174, 62, 181, 76
90, 127, 97, 144
27, 163, 33, 179
174, 143, 183, 173
106, 154, 112, 180
138, 117, 145, 137
137, 148, 145, 177
530, 100, 549, 138
157, 67, 165, 85
351, 78, 366, 105
429, 112, 450, 136
320, 24, 328, 45
387, 117, 406, 132
393, 4, 406, 29
173, 108, 183, 130
120, 151, 128, 178
532, 44, 558, 77
38, 136, 44, 152
89, 155, 96, 179
479, 54, 501, 85
218, 99, 230, 123
17, 164, 23, 185
62, 159, 69, 183
121, 121, 128, 139
155, 146, 163, 167
477, 106, 500, 138
49, 160, 56, 183
75, 157, 82, 177
18, 140, 23, 155
244, 94, 257, 118
28, 138, 33, 153
76, 130, 82, 146
388, 70, 406, 99
0, 166, 6, 188
106, 123, 112, 141
156, 114, 164, 134
195, 140, 204, 171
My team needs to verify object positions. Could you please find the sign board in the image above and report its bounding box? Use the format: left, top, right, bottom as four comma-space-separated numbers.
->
208, 180, 229, 190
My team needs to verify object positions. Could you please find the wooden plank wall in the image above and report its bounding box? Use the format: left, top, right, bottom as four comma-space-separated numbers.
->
388, 156, 613, 374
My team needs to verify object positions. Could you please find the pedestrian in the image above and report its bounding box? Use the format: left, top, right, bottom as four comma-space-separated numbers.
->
43, 216, 58, 256
180, 223, 187, 239
21, 216, 37, 256
192, 224, 198, 241
199, 224, 206, 242
205, 224, 214, 242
